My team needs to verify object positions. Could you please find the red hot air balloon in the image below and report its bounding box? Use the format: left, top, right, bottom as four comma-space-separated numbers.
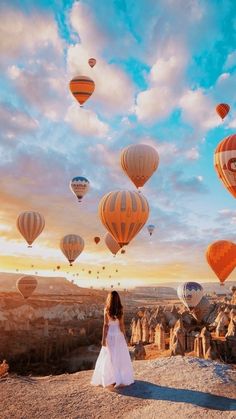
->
88, 58, 96, 68
216, 103, 230, 120
214, 134, 236, 198
94, 236, 100, 244
69, 76, 95, 107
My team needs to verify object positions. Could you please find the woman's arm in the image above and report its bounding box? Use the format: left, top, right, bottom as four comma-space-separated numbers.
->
101, 310, 109, 346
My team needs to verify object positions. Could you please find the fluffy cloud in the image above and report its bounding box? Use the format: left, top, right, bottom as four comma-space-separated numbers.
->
0, 103, 38, 140
0, 6, 62, 60
67, 3, 135, 115
65, 105, 109, 138
135, 39, 188, 122
179, 89, 219, 131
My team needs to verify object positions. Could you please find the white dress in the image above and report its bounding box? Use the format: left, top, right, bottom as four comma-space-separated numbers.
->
91, 317, 134, 388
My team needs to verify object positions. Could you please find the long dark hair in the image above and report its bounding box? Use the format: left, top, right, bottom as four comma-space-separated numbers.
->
105, 291, 123, 319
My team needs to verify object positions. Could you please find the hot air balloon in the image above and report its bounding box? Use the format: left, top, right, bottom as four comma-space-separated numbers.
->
17, 275, 38, 299
60, 234, 84, 266
111, 284, 113, 288
216, 103, 230, 120
105, 232, 121, 256
116, 269, 118, 273
94, 236, 100, 244
88, 58, 96, 68
88, 270, 92, 274
120, 144, 159, 189
99, 190, 149, 246
147, 224, 155, 236
118, 282, 120, 286
206, 240, 236, 285
56, 266, 60, 270
102, 266, 105, 270
70, 176, 90, 202
17, 211, 45, 247
69, 76, 95, 106
177, 282, 204, 309
214, 134, 236, 198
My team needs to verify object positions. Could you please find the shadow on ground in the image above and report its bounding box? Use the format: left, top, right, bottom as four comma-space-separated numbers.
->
118, 381, 236, 411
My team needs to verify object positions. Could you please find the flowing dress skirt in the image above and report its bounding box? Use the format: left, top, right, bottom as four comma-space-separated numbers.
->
91, 321, 134, 388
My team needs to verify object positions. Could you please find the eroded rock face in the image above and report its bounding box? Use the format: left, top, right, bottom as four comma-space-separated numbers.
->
226, 318, 236, 337
230, 286, 236, 305
130, 342, 146, 360
170, 319, 186, 356
191, 297, 212, 323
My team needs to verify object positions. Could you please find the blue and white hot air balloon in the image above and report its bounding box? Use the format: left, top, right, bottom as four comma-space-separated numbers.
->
147, 224, 155, 236
177, 282, 204, 310
70, 176, 90, 202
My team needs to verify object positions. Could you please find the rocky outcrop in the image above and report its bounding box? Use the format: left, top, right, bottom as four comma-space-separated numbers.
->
130, 342, 146, 360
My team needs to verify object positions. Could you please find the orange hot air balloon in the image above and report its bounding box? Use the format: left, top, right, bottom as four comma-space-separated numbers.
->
206, 240, 236, 285
99, 190, 149, 246
16, 275, 38, 299
94, 236, 100, 244
60, 234, 84, 266
120, 144, 159, 188
88, 58, 96, 68
105, 232, 121, 256
17, 211, 45, 247
216, 103, 230, 120
214, 134, 236, 198
69, 76, 95, 106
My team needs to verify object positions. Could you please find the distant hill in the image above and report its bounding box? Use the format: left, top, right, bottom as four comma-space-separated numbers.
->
0, 272, 81, 295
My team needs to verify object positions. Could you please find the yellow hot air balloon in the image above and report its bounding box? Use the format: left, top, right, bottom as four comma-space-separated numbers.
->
17, 211, 45, 247
120, 144, 159, 188
60, 234, 84, 266
16, 275, 38, 299
69, 76, 95, 106
99, 190, 149, 246
105, 232, 121, 256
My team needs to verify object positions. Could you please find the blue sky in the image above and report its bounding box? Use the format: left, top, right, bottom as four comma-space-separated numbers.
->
0, 0, 236, 287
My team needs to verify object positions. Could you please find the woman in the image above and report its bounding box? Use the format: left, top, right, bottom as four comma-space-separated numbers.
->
91, 290, 134, 388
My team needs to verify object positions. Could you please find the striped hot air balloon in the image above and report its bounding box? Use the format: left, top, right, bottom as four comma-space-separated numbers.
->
60, 234, 84, 266
214, 134, 236, 198
16, 276, 38, 299
206, 240, 236, 285
69, 76, 95, 106
99, 190, 149, 246
70, 176, 90, 202
177, 282, 204, 309
215, 103, 230, 120
88, 58, 96, 68
121, 144, 159, 189
17, 211, 45, 247
105, 232, 121, 256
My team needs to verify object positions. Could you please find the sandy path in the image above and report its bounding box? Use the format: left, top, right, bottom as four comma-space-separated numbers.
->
1, 357, 236, 419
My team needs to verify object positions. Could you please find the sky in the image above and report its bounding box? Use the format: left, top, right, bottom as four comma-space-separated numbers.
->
0, 0, 236, 288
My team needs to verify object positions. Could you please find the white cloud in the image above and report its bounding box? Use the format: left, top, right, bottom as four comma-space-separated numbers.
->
179, 89, 219, 130
184, 147, 200, 160
0, 7, 62, 59
224, 51, 236, 70
135, 86, 177, 122
67, 4, 135, 115
65, 104, 109, 138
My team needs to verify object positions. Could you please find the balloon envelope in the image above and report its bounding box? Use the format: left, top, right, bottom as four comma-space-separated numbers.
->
60, 234, 84, 265
70, 176, 90, 202
206, 240, 236, 285
105, 232, 121, 255
69, 76, 95, 106
17, 276, 38, 299
99, 190, 149, 246
17, 211, 45, 247
216, 103, 230, 120
214, 134, 236, 198
88, 58, 96, 68
147, 224, 155, 236
121, 144, 159, 188
177, 282, 204, 309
